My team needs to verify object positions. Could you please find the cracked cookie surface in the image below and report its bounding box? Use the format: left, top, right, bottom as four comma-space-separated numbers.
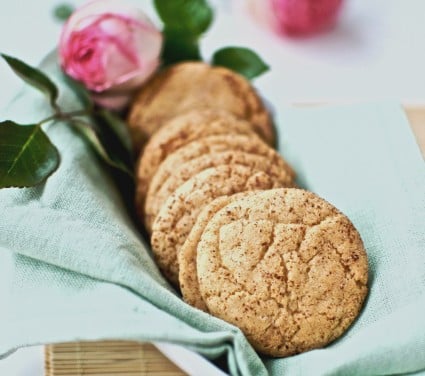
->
135, 109, 258, 208
144, 134, 295, 231
127, 62, 274, 149
197, 188, 368, 357
144, 150, 295, 232
179, 192, 256, 311
151, 164, 286, 285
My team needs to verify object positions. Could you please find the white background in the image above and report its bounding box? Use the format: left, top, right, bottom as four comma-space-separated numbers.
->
1, 0, 425, 109
1, 0, 425, 375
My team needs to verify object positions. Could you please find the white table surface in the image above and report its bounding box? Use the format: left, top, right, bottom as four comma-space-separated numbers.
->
1, 0, 425, 375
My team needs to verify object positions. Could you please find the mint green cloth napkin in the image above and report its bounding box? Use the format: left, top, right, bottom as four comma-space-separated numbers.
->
1, 53, 424, 376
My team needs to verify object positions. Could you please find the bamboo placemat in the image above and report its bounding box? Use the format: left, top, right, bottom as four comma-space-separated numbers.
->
405, 105, 425, 156
45, 341, 187, 376
44, 106, 424, 376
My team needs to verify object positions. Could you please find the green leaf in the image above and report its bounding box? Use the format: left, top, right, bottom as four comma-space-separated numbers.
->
154, 0, 213, 36
1, 54, 59, 109
70, 119, 133, 178
161, 28, 202, 65
62, 73, 93, 110
0, 121, 60, 188
212, 47, 269, 80
53, 3, 74, 22
97, 109, 133, 157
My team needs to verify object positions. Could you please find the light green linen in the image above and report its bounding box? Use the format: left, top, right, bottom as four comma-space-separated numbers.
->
1, 53, 424, 376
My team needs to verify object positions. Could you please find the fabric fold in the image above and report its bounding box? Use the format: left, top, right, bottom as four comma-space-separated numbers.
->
1, 52, 424, 376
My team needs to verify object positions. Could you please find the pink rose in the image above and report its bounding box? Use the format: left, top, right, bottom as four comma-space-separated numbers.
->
59, 0, 162, 110
271, 0, 343, 35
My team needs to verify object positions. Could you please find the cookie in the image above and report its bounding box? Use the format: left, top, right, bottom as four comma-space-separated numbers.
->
178, 192, 256, 311
197, 188, 368, 357
144, 150, 295, 232
127, 62, 275, 149
151, 164, 286, 285
135, 109, 259, 210
144, 134, 296, 231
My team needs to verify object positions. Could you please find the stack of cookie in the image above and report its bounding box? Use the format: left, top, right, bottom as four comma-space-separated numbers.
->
128, 62, 368, 357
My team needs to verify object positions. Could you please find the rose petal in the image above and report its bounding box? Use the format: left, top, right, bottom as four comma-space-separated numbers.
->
91, 90, 133, 110
59, 0, 162, 100
60, 0, 156, 45
271, 0, 342, 35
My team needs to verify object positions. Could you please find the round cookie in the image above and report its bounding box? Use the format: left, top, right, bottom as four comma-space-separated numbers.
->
151, 164, 286, 285
197, 188, 368, 357
143, 134, 296, 231
178, 192, 256, 311
144, 150, 295, 232
135, 109, 259, 208
127, 62, 275, 149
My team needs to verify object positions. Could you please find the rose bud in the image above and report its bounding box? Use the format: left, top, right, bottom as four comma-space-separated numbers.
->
59, 0, 162, 110
271, 0, 343, 36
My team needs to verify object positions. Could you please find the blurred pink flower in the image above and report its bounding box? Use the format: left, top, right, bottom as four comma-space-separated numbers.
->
271, 0, 343, 35
59, 0, 162, 110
